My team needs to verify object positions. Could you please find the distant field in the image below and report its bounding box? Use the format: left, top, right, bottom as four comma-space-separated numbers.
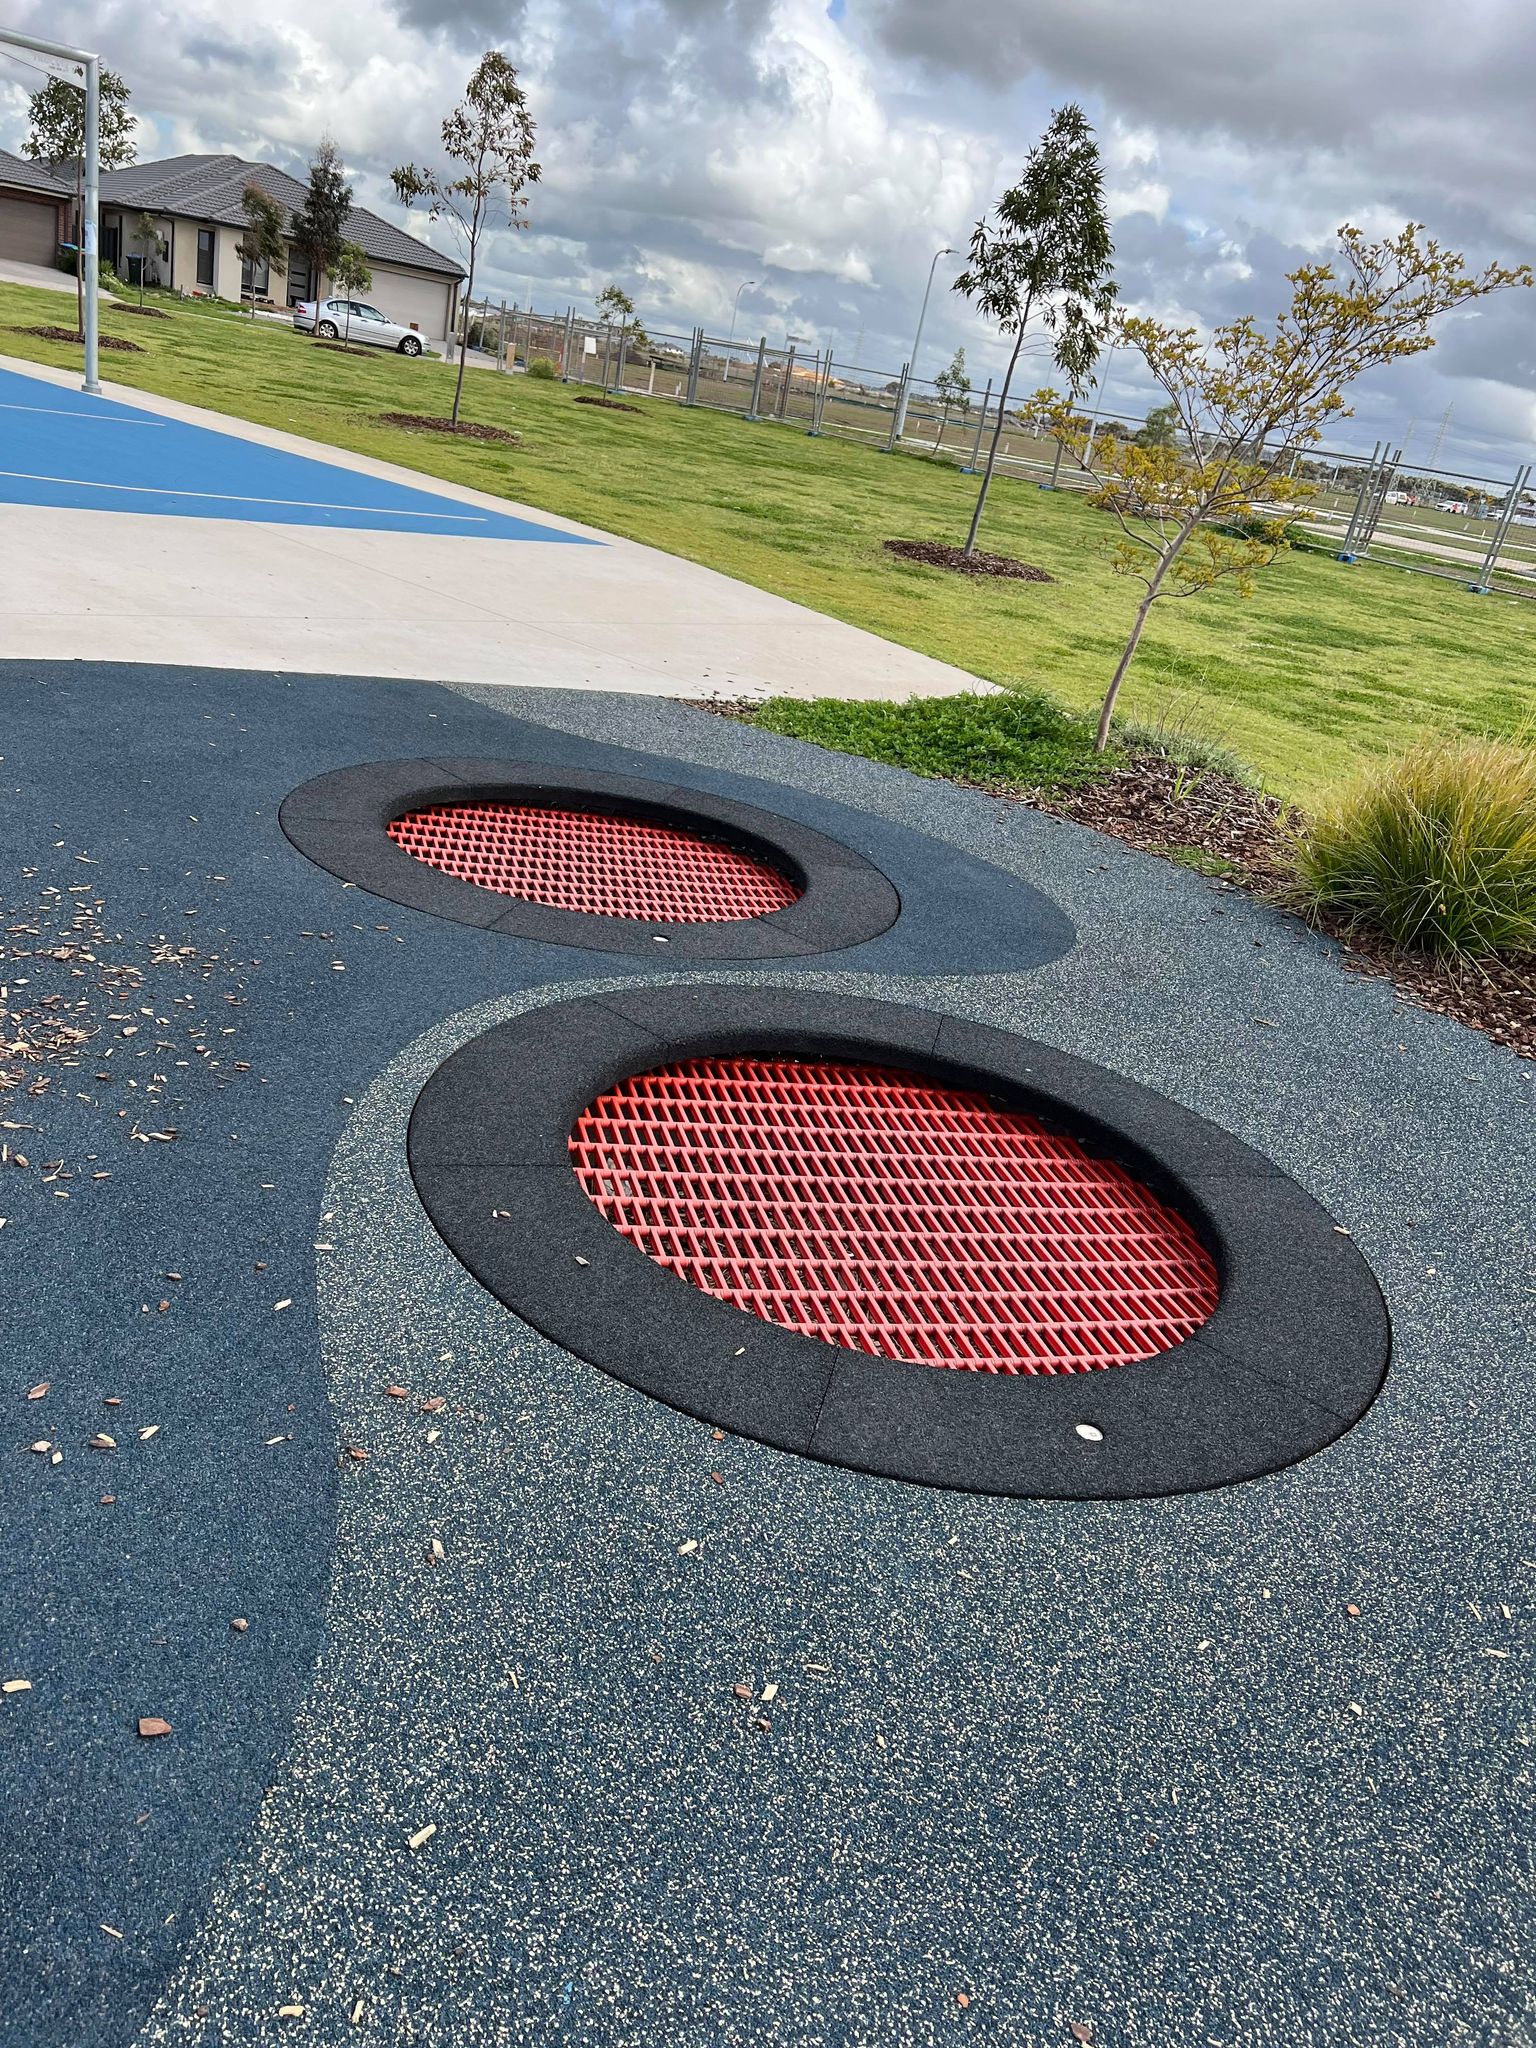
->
3, 281, 1531, 799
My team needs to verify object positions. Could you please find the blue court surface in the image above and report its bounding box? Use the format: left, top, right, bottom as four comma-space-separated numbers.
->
0, 365, 595, 542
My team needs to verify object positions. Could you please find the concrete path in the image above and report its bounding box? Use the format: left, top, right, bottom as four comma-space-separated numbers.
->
0, 355, 980, 702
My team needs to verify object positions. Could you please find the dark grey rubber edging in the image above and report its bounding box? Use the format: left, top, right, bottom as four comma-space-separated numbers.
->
408, 988, 1391, 1501
278, 758, 900, 959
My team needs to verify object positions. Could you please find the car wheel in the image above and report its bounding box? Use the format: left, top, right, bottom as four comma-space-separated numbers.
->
316, 320, 339, 339
399, 335, 423, 357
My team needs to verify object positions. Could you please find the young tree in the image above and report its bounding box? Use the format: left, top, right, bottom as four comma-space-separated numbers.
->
330, 241, 373, 346
23, 68, 136, 339
290, 137, 352, 319
952, 104, 1115, 556
236, 184, 288, 315
133, 212, 164, 306
931, 345, 971, 450
1134, 401, 1180, 449
393, 51, 540, 426
596, 281, 649, 354
1024, 225, 1532, 751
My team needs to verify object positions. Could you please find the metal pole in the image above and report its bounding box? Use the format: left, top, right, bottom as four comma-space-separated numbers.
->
961, 381, 992, 473
884, 365, 909, 451
498, 299, 508, 372
1044, 437, 1065, 490
1339, 441, 1383, 557
892, 244, 952, 441
1472, 463, 1530, 592
777, 344, 796, 420
809, 353, 833, 436
685, 328, 702, 406
560, 307, 574, 380
747, 337, 767, 420
612, 320, 628, 394
0, 32, 101, 390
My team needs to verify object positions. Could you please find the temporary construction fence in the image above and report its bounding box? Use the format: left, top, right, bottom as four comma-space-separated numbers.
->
457, 296, 1536, 602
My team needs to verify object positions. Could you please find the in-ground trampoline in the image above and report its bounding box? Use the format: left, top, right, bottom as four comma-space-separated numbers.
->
408, 986, 1391, 1499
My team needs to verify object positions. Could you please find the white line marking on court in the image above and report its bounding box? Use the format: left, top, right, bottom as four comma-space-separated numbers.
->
0, 468, 493, 523
0, 403, 167, 424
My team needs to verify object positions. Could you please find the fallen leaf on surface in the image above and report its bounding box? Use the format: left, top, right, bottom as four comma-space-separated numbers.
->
677, 1539, 698, 1556
428, 1538, 445, 1563
385, 1386, 409, 1399
273, 1299, 292, 1312
2, 1678, 32, 1695
732, 1684, 753, 1700
957, 1992, 971, 2009
138, 1425, 160, 1441
136, 1716, 172, 1738
420, 1396, 445, 1414
88, 1433, 117, 1451
100, 1925, 123, 1940
278, 2005, 304, 2020
29, 1441, 50, 1454
25, 1382, 49, 1400
350, 1999, 365, 2026
425, 1429, 441, 1444
761, 1682, 779, 1703
231, 1618, 249, 1633
1070, 2026, 1094, 2045
345, 1447, 368, 1462
407, 1823, 437, 1851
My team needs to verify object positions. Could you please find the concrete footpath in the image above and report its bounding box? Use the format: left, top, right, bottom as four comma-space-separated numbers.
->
0, 355, 977, 702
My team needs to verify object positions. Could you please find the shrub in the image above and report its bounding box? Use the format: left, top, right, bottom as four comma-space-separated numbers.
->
1292, 736, 1536, 958
526, 355, 557, 380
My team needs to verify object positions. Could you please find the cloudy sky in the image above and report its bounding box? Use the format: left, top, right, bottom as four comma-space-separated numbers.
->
4, 0, 1534, 476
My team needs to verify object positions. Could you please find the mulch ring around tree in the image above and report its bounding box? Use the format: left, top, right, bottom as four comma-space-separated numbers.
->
574, 394, 642, 414
314, 342, 375, 357
883, 538, 1054, 581
1033, 755, 1535, 1061
375, 413, 520, 444
11, 326, 145, 352
110, 306, 170, 320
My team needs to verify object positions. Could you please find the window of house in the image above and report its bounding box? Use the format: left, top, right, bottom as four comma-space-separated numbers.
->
196, 228, 215, 288
240, 253, 270, 298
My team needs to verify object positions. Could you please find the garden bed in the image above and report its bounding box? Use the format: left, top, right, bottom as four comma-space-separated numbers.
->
575, 394, 642, 414
10, 326, 144, 352
375, 412, 519, 443
883, 538, 1054, 582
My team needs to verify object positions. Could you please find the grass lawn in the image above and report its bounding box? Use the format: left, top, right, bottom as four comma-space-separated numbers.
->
3, 282, 1530, 801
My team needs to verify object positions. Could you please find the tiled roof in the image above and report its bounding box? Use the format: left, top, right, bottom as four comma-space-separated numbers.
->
0, 148, 71, 196
97, 154, 464, 280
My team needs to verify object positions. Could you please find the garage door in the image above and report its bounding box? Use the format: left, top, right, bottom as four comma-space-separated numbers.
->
0, 193, 59, 267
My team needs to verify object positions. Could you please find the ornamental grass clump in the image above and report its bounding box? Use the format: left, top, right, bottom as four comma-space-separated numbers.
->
1293, 737, 1536, 959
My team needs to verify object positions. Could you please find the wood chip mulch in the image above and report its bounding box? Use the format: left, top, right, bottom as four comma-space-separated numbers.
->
681, 697, 1533, 1061
884, 539, 1054, 582
1034, 756, 1534, 1061
11, 326, 144, 352
111, 306, 170, 320
375, 412, 519, 443
574, 394, 642, 413
314, 342, 374, 357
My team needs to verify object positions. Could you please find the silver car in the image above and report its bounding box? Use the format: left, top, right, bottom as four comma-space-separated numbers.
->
292, 297, 430, 355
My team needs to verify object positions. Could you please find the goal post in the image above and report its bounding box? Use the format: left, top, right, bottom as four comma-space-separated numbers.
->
0, 25, 100, 392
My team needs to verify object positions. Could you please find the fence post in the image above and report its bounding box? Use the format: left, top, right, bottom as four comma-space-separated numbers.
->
1471, 462, 1531, 592
746, 337, 767, 420
1338, 440, 1384, 557
685, 328, 702, 405
497, 299, 508, 371
1355, 445, 1402, 555
883, 365, 910, 452
777, 344, 796, 419
559, 306, 574, 381
808, 353, 832, 436
612, 320, 628, 395
961, 380, 992, 473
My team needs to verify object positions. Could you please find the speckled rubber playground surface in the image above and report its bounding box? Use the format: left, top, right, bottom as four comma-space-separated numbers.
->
1, 659, 1530, 2048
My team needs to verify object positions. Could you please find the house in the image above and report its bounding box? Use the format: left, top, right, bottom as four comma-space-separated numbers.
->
0, 149, 70, 267
96, 154, 465, 342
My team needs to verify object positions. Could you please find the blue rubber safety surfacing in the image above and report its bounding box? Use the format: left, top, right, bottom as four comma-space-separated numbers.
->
0, 365, 594, 541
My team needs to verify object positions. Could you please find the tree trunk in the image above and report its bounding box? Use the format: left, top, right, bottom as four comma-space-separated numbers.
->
1094, 561, 1174, 751
963, 319, 1029, 556
452, 247, 476, 427
933, 401, 949, 453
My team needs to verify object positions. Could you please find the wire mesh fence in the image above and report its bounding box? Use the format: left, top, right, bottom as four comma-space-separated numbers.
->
455, 295, 1536, 602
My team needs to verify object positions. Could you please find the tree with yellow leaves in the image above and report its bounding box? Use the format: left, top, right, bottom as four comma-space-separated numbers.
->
1024, 226, 1531, 751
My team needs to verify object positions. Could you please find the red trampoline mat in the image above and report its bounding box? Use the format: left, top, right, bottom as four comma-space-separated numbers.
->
385, 803, 800, 923
569, 1057, 1220, 1374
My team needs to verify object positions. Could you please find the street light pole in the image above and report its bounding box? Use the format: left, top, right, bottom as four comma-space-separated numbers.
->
892, 243, 952, 442
727, 279, 757, 347
1, 25, 100, 391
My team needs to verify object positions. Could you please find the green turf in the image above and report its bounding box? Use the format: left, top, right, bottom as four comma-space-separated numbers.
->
5, 282, 1531, 800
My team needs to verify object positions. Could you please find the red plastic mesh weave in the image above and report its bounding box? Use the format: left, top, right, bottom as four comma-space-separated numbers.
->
386, 803, 799, 923
569, 1057, 1219, 1374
